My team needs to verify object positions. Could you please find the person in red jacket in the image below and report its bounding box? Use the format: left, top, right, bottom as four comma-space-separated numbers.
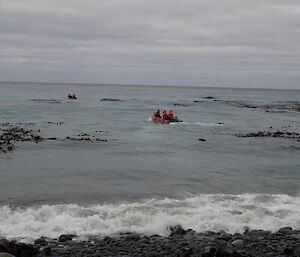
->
168, 110, 174, 119
162, 110, 169, 120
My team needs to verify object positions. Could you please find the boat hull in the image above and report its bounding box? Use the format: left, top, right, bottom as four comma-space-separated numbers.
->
151, 115, 182, 124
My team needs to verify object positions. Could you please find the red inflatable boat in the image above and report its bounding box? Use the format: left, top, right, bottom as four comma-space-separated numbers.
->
151, 115, 182, 124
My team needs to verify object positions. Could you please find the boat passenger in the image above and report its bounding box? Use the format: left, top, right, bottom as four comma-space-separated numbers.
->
154, 109, 161, 118
162, 110, 170, 120
168, 110, 174, 118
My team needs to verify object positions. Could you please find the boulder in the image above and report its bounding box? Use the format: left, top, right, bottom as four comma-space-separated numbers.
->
169, 225, 186, 236
58, 234, 74, 243
6, 242, 37, 257
33, 238, 47, 246
279, 227, 293, 234
231, 239, 243, 247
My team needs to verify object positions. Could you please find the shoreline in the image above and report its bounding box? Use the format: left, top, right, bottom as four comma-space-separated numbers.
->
1, 226, 300, 257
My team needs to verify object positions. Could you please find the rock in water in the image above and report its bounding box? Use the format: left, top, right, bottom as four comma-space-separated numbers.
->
169, 225, 186, 236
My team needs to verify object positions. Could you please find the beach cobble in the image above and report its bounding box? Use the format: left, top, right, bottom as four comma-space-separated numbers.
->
1, 226, 300, 257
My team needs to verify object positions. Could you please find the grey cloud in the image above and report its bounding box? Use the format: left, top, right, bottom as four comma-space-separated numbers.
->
0, 0, 299, 88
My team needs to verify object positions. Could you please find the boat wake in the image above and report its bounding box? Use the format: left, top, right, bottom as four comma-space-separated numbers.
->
171, 121, 224, 126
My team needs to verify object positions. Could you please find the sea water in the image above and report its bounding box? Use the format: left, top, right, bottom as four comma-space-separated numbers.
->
0, 82, 299, 240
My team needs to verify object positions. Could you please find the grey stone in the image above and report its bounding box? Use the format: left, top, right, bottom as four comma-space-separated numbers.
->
58, 234, 74, 242
231, 239, 244, 247
278, 227, 293, 234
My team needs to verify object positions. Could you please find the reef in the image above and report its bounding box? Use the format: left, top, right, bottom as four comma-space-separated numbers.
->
236, 131, 300, 139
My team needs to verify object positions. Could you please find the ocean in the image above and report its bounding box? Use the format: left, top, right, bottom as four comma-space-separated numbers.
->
0, 82, 299, 241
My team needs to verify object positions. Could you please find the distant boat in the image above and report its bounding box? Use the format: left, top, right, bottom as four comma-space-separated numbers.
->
67, 94, 77, 99
151, 114, 182, 124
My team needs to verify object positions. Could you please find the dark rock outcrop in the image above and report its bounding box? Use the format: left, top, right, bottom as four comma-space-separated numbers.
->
0, 126, 44, 153
58, 234, 74, 243
219, 100, 300, 113
100, 98, 122, 102
236, 131, 300, 139
0, 240, 38, 257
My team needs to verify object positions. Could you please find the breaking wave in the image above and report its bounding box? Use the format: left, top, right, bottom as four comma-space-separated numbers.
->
0, 194, 299, 240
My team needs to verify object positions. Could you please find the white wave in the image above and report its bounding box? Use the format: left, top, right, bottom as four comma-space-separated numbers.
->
0, 194, 299, 240
192, 122, 224, 126
171, 122, 224, 126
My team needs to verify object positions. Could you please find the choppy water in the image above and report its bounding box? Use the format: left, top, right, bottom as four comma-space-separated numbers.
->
0, 82, 299, 239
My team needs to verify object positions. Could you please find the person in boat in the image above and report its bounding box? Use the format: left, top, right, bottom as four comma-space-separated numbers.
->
162, 110, 172, 120
154, 109, 161, 118
168, 110, 174, 119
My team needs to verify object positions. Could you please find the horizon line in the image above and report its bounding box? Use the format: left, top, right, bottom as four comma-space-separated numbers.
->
0, 80, 299, 91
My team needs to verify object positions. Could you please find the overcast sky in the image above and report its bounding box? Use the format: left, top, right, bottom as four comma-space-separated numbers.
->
0, 0, 300, 88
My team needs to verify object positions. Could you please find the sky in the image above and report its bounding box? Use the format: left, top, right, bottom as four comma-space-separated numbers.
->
0, 0, 300, 89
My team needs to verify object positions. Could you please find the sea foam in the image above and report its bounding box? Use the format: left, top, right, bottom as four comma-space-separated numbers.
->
0, 194, 299, 240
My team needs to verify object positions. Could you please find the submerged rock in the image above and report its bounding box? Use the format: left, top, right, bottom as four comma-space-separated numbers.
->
46, 121, 64, 125
100, 98, 122, 102
0, 126, 44, 153
236, 131, 300, 139
173, 103, 191, 107
202, 96, 218, 100
219, 100, 300, 113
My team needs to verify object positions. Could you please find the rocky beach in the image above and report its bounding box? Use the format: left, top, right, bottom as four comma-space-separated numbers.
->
1, 227, 300, 257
